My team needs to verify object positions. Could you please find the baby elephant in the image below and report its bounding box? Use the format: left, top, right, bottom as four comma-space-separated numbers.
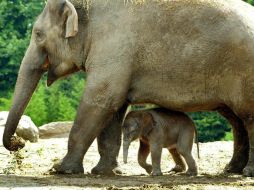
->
122, 108, 199, 176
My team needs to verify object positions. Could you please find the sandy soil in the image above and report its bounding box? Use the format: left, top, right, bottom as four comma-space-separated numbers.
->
0, 135, 253, 190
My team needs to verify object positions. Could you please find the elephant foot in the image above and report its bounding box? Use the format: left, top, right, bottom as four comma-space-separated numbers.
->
186, 169, 198, 176
144, 165, 153, 174
91, 166, 123, 175
91, 160, 120, 175
151, 170, 163, 176
224, 155, 248, 174
243, 166, 254, 177
51, 159, 84, 174
170, 165, 186, 173
224, 163, 244, 174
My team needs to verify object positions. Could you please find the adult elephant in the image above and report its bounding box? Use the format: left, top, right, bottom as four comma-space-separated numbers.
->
2, 0, 254, 176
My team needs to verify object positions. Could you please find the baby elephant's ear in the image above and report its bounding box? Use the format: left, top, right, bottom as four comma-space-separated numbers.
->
141, 112, 155, 137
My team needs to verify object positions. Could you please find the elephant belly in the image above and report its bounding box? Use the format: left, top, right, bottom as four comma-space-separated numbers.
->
127, 71, 254, 113
128, 83, 216, 112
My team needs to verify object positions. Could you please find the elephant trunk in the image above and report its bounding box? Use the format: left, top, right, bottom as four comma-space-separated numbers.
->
123, 140, 130, 164
3, 43, 46, 151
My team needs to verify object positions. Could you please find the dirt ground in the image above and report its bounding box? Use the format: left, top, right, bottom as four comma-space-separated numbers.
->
0, 135, 254, 190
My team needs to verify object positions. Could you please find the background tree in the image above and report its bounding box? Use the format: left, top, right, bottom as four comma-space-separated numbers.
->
189, 112, 231, 142
0, 0, 44, 96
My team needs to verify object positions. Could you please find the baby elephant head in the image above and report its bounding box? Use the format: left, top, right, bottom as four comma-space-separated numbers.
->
122, 111, 155, 163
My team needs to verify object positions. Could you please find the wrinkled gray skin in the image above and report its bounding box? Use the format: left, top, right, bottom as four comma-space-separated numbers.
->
3, 0, 254, 176
122, 108, 199, 176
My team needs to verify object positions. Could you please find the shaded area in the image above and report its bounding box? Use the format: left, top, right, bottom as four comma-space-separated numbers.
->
0, 173, 253, 189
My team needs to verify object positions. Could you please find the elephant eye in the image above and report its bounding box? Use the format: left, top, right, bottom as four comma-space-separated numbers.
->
34, 29, 45, 43
36, 31, 41, 37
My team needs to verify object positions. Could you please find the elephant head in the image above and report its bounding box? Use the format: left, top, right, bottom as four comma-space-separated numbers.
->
122, 111, 154, 163
3, 0, 88, 151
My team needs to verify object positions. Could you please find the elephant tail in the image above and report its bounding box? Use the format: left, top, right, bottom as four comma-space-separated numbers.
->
194, 126, 200, 159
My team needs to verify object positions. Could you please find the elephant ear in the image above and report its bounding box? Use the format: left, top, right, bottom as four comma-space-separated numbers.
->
141, 112, 155, 137
64, 0, 78, 38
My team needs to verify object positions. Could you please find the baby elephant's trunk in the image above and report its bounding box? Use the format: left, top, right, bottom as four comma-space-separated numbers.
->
123, 140, 130, 163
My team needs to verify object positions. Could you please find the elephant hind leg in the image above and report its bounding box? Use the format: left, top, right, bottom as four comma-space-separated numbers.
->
217, 107, 249, 174
168, 148, 186, 173
176, 147, 197, 176
241, 115, 254, 177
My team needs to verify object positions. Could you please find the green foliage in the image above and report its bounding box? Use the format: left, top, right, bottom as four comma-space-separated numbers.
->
189, 112, 232, 142
222, 132, 233, 141
0, 74, 85, 127
25, 83, 48, 126
244, 0, 254, 5
26, 74, 85, 126
0, 94, 12, 111
44, 74, 85, 124
0, 0, 44, 96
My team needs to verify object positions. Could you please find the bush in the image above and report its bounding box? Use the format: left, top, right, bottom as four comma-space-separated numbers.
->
189, 112, 232, 142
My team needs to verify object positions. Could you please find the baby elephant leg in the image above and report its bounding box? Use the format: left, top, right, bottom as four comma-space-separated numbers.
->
168, 148, 186, 173
150, 144, 163, 176
138, 140, 153, 174
179, 150, 197, 176
177, 131, 198, 176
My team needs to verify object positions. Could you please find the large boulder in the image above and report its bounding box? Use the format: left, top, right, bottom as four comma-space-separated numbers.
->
0, 111, 39, 142
39, 122, 73, 139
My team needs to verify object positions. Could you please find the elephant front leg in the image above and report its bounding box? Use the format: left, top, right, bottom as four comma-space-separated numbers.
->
218, 108, 249, 174
138, 140, 153, 174
150, 144, 163, 176
53, 74, 129, 174
91, 104, 128, 175
53, 103, 115, 174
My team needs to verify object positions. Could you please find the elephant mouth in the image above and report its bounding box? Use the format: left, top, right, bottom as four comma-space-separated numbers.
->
47, 61, 80, 87
46, 58, 58, 87
43, 58, 54, 87
41, 56, 50, 71
38, 56, 55, 86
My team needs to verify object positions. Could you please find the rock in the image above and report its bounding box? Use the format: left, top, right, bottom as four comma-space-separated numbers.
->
0, 111, 39, 143
16, 115, 39, 143
39, 122, 73, 139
